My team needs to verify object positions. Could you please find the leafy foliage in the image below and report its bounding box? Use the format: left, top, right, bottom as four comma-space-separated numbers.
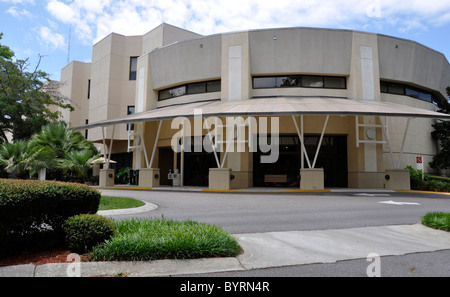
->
0, 33, 72, 142
64, 214, 115, 253
429, 87, 450, 170
0, 179, 101, 257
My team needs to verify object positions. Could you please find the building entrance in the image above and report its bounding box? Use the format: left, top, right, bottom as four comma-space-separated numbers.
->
253, 135, 348, 188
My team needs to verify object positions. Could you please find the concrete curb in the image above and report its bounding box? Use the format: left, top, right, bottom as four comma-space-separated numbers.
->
2, 223, 450, 277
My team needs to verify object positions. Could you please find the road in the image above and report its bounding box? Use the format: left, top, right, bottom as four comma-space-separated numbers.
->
98, 189, 450, 234
98, 189, 450, 278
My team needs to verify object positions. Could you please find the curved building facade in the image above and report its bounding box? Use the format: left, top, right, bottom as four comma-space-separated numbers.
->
64, 24, 450, 190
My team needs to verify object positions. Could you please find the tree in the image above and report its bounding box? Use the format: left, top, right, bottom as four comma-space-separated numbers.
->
0, 33, 72, 142
429, 87, 450, 171
0, 140, 56, 179
60, 150, 101, 182
31, 121, 98, 181
31, 121, 97, 159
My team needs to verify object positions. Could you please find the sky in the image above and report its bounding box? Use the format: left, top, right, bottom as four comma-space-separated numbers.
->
1, 0, 450, 81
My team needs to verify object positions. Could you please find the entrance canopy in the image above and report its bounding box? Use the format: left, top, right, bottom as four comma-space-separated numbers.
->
75, 97, 450, 130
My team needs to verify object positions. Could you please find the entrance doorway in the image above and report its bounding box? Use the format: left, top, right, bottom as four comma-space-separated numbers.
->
158, 147, 174, 185
177, 151, 219, 186
253, 135, 348, 188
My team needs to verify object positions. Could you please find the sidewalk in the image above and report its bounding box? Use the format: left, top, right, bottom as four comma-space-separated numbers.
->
2, 223, 450, 277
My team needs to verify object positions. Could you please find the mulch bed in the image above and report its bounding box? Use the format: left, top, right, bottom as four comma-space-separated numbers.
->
0, 249, 89, 267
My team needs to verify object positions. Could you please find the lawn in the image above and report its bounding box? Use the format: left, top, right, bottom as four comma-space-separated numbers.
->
98, 196, 146, 211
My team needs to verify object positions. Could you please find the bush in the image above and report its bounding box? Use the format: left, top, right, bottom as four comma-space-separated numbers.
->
422, 212, 450, 231
406, 166, 450, 192
90, 218, 241, 262
64, 214, 115, 253
0, 179, 101, 257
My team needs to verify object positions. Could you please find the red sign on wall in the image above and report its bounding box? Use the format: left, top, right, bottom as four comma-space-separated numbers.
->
416, 156, 423, 164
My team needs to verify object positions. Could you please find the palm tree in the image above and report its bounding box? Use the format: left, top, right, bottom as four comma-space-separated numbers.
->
30, 121, 98, 181
60, 150, 101, 182
31, 121, 97, 159
0, 140, 56, 179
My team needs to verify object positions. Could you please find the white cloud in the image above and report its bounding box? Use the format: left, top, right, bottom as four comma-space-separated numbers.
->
43, 0, 450, 45
38, 26, 66, 49
6, 6, 32, 18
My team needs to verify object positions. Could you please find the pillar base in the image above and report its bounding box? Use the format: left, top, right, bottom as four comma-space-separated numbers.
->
209, 168, 231, 190
384, 169, 410, 190
139, 168, 160, 188
300, 168, 324, 190
99, 169, 115, 187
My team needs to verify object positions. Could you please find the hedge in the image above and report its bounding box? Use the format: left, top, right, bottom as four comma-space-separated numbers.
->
0, 179, 101, 257
407, 166, 450, 193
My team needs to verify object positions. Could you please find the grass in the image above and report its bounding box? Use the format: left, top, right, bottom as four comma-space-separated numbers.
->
98, 196, 145, 211
89, 217, 241, 261
422, 212, 450, 231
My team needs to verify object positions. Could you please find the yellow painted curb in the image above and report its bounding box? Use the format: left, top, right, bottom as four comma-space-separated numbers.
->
396, 190, 450, 196
94, 186, 153, 190
202, 189, 332, 193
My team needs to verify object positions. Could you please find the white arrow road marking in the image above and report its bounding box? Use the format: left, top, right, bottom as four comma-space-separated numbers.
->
378, 200, 421, 206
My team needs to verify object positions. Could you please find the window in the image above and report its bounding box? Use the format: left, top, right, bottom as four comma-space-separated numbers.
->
87, 79, 91, 99
127, 106, 135, 131
129, 57, 138, 80
158, 80, 221, 101
207, 80, 221, 92
253, 75, 346, 90
324, 77, 346, 89
188, 82, 206, 95
380, 81, 436, 103
85, 119, 89, 139
301, 76, 324, 88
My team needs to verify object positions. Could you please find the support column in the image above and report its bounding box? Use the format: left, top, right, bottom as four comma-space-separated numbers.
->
384, 169, 410, 190
139, 168, 160, 188
300, 168, 325, 190
99, 169, 115, 187
209, 168, 231, 190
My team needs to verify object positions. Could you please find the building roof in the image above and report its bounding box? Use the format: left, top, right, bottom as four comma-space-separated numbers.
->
75, 97, 450, 130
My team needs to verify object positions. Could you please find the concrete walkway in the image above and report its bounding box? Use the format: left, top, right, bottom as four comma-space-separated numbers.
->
2, 223, 450, 277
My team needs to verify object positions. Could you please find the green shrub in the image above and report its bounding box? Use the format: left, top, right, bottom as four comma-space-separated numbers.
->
0, 179, 101, 257
406, 166, 450, 192
90, 218, 241, 262
422, 212, 450, 231
64, 214, 115, 253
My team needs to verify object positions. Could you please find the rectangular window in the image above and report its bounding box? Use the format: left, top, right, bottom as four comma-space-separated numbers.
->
253, 77, 277, 88
87, 79, 91, 99
187, 82, 206, 95
159, 85, 186, 100
127, 106, 135, 131
253, 75, 347, 89
381, 81, 435, 103
324, 77, 346, 89
301, 76, 324, 88
405, 88, 419, 99
85, 119, 89, 139
129, 57, 138, 80
207, 80, 221, 92
419, 92, 432, 102
158, 80, 221, 101
387, 83, 404, 95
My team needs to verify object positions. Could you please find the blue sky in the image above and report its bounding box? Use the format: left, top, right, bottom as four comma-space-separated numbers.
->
1, 0, 450, 81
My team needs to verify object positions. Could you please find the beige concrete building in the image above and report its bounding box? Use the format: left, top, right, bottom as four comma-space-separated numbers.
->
61, 24, 450, 190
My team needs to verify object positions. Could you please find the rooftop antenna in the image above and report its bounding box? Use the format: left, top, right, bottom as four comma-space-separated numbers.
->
67, 24, 72, 64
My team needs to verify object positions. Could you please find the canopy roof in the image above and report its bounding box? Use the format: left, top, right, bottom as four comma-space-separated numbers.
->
75, 97, 450, 130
